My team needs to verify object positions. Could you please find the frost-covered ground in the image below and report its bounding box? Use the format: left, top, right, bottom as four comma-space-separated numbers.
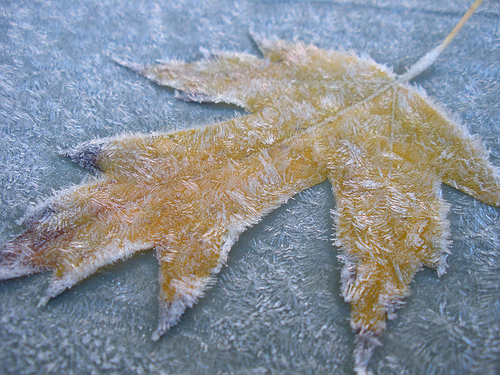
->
0, 0, 499, 374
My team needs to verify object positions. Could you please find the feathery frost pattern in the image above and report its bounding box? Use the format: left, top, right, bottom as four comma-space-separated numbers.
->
0, 1, 497, 373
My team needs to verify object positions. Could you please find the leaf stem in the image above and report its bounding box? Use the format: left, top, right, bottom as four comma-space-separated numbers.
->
398, 0, 484, 82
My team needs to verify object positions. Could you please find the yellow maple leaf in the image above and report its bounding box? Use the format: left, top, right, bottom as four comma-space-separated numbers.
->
0, 0, 496, 373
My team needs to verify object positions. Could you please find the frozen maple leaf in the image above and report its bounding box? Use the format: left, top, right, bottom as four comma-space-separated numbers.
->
0, 0, 497, 373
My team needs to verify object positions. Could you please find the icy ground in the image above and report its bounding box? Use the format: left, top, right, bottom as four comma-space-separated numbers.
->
0, 0, 499, 374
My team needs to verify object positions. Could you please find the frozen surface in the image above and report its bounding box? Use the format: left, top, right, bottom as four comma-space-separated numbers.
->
0, 0, 499, 374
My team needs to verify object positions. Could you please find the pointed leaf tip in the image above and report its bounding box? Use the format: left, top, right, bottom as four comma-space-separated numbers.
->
62, 138, 108, 174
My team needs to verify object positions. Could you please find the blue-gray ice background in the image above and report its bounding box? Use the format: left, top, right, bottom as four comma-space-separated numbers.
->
0, 0, 499, 374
